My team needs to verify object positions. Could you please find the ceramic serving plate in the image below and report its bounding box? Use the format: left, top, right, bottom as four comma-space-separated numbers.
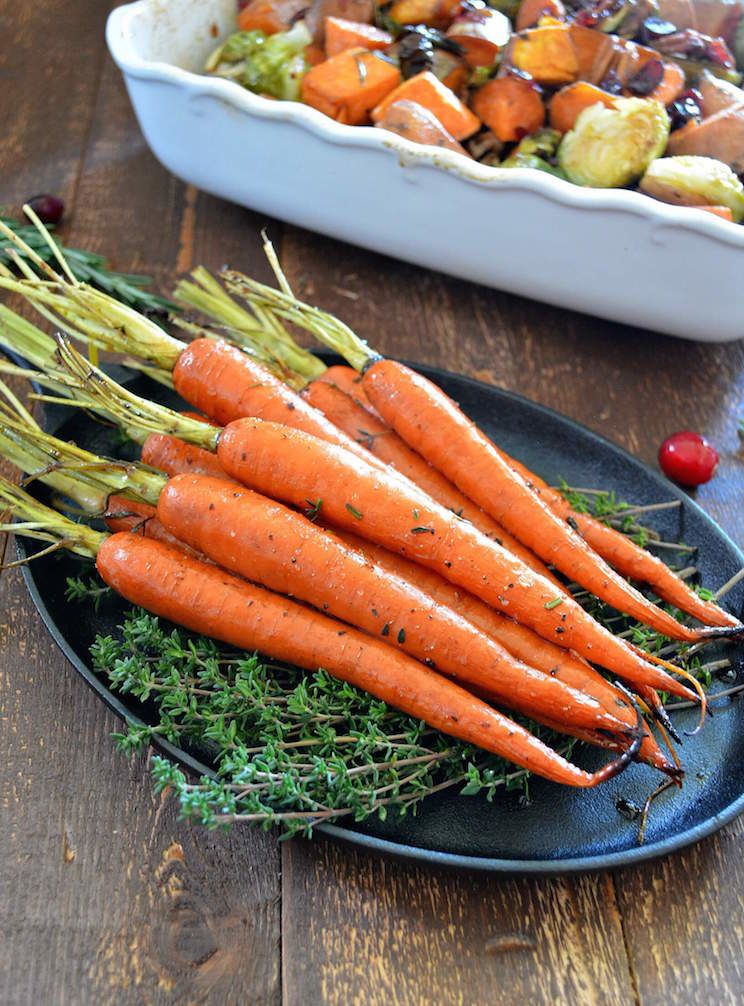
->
106, 0, 744, 343
20, 361, 744, 874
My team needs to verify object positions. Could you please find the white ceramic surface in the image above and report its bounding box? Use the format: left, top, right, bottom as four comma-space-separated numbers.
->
107, 0, 744, 342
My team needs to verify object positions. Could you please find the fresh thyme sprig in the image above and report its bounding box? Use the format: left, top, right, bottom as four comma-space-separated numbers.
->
91, 609, 548, 837
0, 215, 177, 316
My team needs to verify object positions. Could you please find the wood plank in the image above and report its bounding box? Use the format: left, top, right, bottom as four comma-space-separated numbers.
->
0, 564, 280, 1006
282, 839, 636, 1006
1, 32, 283, 1006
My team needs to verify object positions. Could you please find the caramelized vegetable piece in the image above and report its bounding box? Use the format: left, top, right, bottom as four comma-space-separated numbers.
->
301, 48, 402, 124
375, 98, 468, 152
568, 24, 615, 83
305, 0, 374, 43
471, 76, 545, 141
305, 43, 327, 65
516, 0, 566, 31
446, 8, 510, 67
325, 16, 393, 56
510, 25, 579, 86
549, 81, 616, 133
698, 204, 735, 220
698, 67, 744, 117
648, 61, 686, 106
237, 0, 309, 33
432, 49, 470, 95
387, 0, 462, 28
372, 70, 481, 139
639, 154, 744, 220
613, 39, 661, 85
667, 103, 744, 172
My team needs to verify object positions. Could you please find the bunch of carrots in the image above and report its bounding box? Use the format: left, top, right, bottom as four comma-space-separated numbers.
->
0, 210, 740, 800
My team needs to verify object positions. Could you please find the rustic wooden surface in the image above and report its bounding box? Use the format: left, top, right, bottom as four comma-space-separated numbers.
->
1, 3, 743, 1004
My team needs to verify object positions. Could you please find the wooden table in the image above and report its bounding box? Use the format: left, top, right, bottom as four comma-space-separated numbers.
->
2, 4, 744, 1003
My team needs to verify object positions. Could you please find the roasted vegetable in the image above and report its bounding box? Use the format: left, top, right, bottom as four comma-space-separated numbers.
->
510, 24, 579, 85
372, 70, 481, 138
325, 16, 393, 56
515, 0, 566, 32
549, 80, 617, 133
236, 0, 309, 35
301, 48, 402, 123
667, 103, 744, 172
206, 22, 312, 100
446, 8, 511, 67
558, 96, 669, 186
471, 75, 545, 141
375, 97, 468, 151
639, 154, 744, 219
501, 128, 566, 174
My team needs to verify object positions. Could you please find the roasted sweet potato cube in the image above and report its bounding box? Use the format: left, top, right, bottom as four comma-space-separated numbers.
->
372, 70, 481, 139
301, 48, 402, 124
510, 25, 579, 87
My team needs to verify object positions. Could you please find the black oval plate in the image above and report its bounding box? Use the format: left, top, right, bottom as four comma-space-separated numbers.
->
19, 360, 744, 875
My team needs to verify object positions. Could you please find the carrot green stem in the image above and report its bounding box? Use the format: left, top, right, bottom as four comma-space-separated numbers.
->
221, 264, 375, 373
0, 475, 105, 559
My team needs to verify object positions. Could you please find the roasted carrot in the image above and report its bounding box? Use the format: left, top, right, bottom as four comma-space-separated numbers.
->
103, 495, 207, 559
471, 76, 546, 142
99, 535, 639, 788
327, 526, 676, 773
301, 377, 562, 583
324, 16, 392, 56
155, 472, 633, 734
371, 71, 481, 140
357, 359, 738, 640
208, 417, 697, 697
141, 431, 231, 481
549, 81, 616, 134
301, 48, 402, 125
480, 448, 740, 629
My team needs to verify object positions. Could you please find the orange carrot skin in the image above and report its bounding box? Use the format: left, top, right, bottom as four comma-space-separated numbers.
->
97, 532, 624, 786
156, 473, 625, 733
359, 359, 712, 642
302, 378, 563, 586
485, 443, 740, 629
318, 364, 383, 417
173, 338, 382, 469
141, 432, 229, 481
215, 418, 694, 699
329, 526, 672, 772
103, 496, 206, 560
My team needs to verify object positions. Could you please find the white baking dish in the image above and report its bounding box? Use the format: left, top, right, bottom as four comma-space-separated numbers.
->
107, 0, 744, 342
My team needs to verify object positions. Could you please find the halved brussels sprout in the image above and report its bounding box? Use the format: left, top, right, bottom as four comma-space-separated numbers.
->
639, 155, 744, 221
558, 97, 670, 187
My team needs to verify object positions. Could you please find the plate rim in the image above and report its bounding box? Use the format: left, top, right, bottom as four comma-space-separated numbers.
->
19, 358, 744, 875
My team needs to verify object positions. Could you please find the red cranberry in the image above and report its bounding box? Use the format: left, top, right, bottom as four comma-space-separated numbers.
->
668, 88, 702, 129
26, 193, 65, 225
658, 431, 719, 487
627, 59, 664, 97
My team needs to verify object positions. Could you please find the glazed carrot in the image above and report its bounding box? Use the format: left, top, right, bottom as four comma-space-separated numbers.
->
211, 418, 697, 697
371, 71, 481, 140
324, 16, 392, 57
549, 81, 616, 134
301, 48, 402, 125
141, 431, 231, 481
358, 359, 738, 640
481, 449, 740, 629
172, 337, 388, 470
316, 363, 381, 414
103, 495, 207, 560
327, 526, 676, 773
301, 377, 563, 583
99, 534, 639, 787
155, 473, 631, 734
471, 76, 545, 142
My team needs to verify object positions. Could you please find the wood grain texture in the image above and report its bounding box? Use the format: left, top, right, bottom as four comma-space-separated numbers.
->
1, 2, 744, 1004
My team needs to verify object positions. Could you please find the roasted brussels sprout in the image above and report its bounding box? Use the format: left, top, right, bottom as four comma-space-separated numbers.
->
500, 128, 566, 175
558, 96, 669, 187
205, 22, 311, 101
639, 155, 744, 221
